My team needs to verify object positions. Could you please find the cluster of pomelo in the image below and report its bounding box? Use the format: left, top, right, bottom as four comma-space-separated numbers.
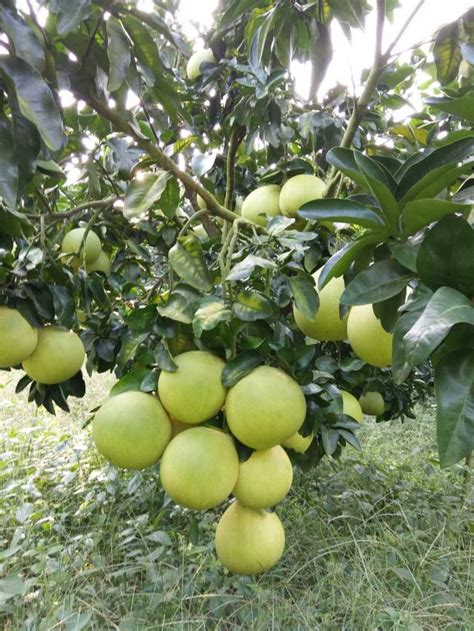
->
61, 227, 111, 275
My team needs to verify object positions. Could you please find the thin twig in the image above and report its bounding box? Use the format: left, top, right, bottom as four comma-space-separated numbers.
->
384, 0, 426, 58
25, 196, 120, 220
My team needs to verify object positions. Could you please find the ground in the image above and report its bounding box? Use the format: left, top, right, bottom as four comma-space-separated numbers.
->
0, 371, 472, 631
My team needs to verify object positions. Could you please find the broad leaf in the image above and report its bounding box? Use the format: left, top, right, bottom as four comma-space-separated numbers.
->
298, 198, 386, 229
159, 177, 181, 219
288, 275, 319, 319
227, 255, 276, 281
123, 172, 169, 219
426, 95, 474, 122
341, 260, 412, 306
110, 368, 157, 396
3, 7, 45, 72
0, 117, 18, 209
388, 241, 419, 273
433, 20, 462, 85
106, 16, 131, 92
55, 0, 92, 35
326, 147, 368, 189
318, 233, 383, 289
354, 152, 399, 229
156, 293, 194, 324
391, 310, 422, 384
192, 297, 232, 337
233, 290, 273, 321
168, 235, 213, 292
221, 351, 263, 387
401, 198, 470, 236
220, 0, 259, 28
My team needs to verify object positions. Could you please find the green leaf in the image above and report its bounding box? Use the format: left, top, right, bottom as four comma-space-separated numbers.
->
156, 293, 194, 324
388, 241, 419, 273
401, 198, 470, 236
353, 152, 399, 229
321, 425, 339, 455
220, 0, 261, 28
341, 260, 412, 306
110, 368, 157, 396
226, 255, 276, 282
416, 215, 474, 295
298, 198, 386, 229
192, 297, 232, 338
433, 20, 462, 86
3, 7, 45, 72
106, 16, 131, 92
55, 0, 92, 35
123, 172, 169, 219
326, 148, 368, 189
0, 57, 63, 152
391, 310, 422, 384
159, 177, 180, 219
426, 95, 474, 122
249, 10, 275, 73
403, 287, 474, 367
318, 233, 383, 289
0, 117, 18, 209
233, 290, 273, 321
435, 349, 474, 467
168, 235, 213, 292
191, 153, 216, 177
221, 351, 262, 387
288, 274, 319, 319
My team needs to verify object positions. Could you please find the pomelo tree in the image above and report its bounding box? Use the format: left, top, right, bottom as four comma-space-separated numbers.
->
0, 0, 472, 573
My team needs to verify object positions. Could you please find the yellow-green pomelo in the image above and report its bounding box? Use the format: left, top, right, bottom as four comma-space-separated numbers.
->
347, 304, 393, 368
279, 174, 325, 218
186, 48, 215, 80
359, 391, 385, 416
22, 326, 85, 384
341, 390, 363, 423
241, 185, 281, 226
215, 501, 285, 575
293, 269, 348, 341
92, 392, 172, 469
158, 351, 227, 424
86, 251, 111, 275
225, 366, 306, 449
282, 431, 313, 453
0, 307, 38, 368
61, 228, 102, 263
233, 445, 293, 509
160, 427, 239, 510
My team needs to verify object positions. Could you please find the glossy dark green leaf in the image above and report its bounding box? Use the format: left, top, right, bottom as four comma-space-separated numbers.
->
391, 310, 421, 384
288, 274, 319, 319
55, 0, 92, 35
220, 0, 259, 28
106, 16, 131, 92
426, 95, 474, 122
341, 260, 412, 306
156, 293, 194, 324
318, 233, 383, 289
123, 172, 169, 219
433, 20, 462, 85
435, 349, 474, 467
373, 289, 407, 333
326, 147, 367, 189
222, 351, 263, 387
168, 235, 213, 292
388, 241, 419, 273
0, 57, 63, 151
401, 198, 470, 236
353, 152, 399, 229
416, 215, 474, 295
0, 117, 18, 209
154, 344, 178, 372
321, 425, 339, 455
3, 7, 45, 72
159, 177, 180, 219
298, 198, 386, 229
110, 368, 156, 396
192, 297, 232, 338
233, 290, 273, 321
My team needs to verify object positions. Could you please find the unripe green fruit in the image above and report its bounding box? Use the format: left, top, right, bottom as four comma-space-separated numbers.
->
233, 445, 293, 509
22, 326, 85, 384
86, 251, 111, 275
186, 49, 215, 80
347, 304, 393, 368
293, 269, 348, 341
160, 427, 239, 509
92, 392, 172, 469
359, 391, 385, 416
215, 501, 285, 575
61, 228, 102, 263
279, 174, 325, 218
225, 366, 306, 449
341, 390, 363, 423
197, 194, 207, 210
241, 185, 281, 226
0, 307, 38, 368
158, 351, 227, 424
282, 431, 313, 453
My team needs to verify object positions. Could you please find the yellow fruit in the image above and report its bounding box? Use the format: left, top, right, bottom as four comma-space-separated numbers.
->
22, 326, 85, 384
279, 174, 325, 218
233, 445, 293, 509
293, 269, 348, 341
160, 427, 239, 510
215, 501, 285, 575
347, 304, 393, 367
359, 391, 385, 416
241, 185, 281, 226
225, 365, 306, 449
158, 351, 226, 424
341, 390, 363, 422
86, 251, 111, 275
61, 228, 102, 263
92, 392, 172, 469
282, 431, 313, 453
0, 307, 38, 368
186, 48, 215, 80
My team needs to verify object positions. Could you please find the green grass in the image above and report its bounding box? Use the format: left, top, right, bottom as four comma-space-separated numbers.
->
0, 372, 472, 630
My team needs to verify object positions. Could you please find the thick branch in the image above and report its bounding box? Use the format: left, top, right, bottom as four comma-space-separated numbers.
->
224, 124, 245, 210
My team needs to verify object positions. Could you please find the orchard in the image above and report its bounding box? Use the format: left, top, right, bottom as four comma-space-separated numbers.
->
0, 0, 473, 617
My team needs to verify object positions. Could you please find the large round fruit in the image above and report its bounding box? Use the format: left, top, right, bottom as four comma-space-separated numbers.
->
225, 366, 306, 449
22, 326, 85, 384
359, 391, 385, 416
341, 390, 363, 423
0, 307, 38, 368
61, 228, 102, 263
279, 174, 325, 218
293, 269, 348, 341
233, 445, 293, 509
92, 392, 172, 469
86, 251, 111, 275
158, 351, 226, 424
215, 501, 285, 575
160, 427, 239, 510
347, 304, 393, 367
282, 431, 313, 453
241, 185, 281, 226
186, 48, 215, 80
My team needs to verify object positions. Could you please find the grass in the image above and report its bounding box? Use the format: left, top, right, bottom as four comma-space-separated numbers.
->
0, 371, 472, 630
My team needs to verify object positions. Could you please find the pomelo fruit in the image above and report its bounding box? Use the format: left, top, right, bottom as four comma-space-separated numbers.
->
0, 307, 38, 368
359, 391, 385, 416
225, 365, 306, 449
186, 48, 215, 80
293, 269, 348, 341
279, 174, 325, 218
241, 185, 281, 226
160, 426, 239, 510
61, 228, 102, 263
86, 251, 111, 275
233, 445, 293, 509
347, 304, 393, 367
341, 390, 363, 423
282, 431, 313, 453
158, 351, 226, 424
22, 326, 85, 384
92, 391, 172, 469
215, 501, 285, 575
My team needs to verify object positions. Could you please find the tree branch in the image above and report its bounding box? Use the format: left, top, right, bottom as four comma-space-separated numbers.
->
224, 124, 245, 210
25, 196, 120, 220
384, 0, 425, 58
